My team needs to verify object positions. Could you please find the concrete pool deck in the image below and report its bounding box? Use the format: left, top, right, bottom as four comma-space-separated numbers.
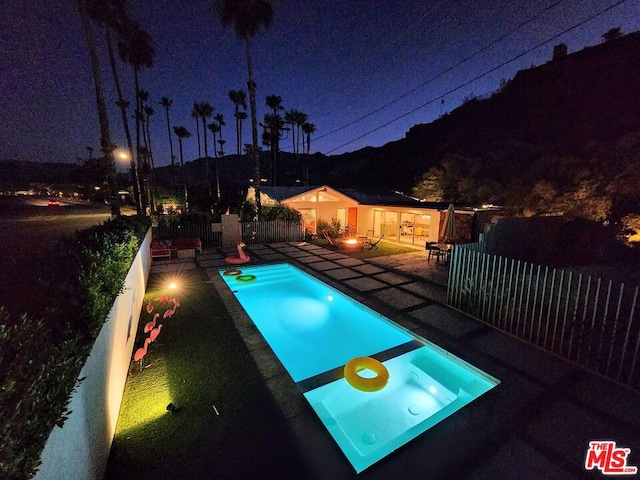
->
190, 242, 639, 479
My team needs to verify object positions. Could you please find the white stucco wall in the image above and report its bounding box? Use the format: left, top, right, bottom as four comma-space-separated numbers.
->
33, 229, 152, 480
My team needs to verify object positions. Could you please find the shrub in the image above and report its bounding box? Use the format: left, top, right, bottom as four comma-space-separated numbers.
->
261, 206, 302, 222
0, 214, 150, 480
317, 218, 342, 238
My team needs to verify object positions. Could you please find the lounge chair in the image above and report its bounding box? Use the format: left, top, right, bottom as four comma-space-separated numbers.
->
367, 234, 384, 249
322, 229, 343, 249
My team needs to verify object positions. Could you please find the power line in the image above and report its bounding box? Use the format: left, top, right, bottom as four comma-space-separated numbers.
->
313, 0, 568, 141
323, 0, 629, 154
301, 1, 451, 117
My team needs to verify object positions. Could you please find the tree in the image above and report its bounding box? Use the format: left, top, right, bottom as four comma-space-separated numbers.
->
265, 94, 284, 185
229, 89, 247, 155
294, 110, 307, 155
214, 113, 226, 157
173, 126, 192, 211
284, 109, 307, 180
262, 113, 284, 185
117, 19, 155, 213
159, 97, 176, 186
87, 0, 142, 213
302, 122, 316, 185
602, 27, 622, 42
198, 101, 215, 210
75, 0, 118, 214
214, 0, 274, 220
191, 103, 203, 159
143, 105, 158, 211
207, 122, 222, 203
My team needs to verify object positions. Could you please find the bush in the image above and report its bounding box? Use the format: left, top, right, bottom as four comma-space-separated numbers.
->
156, 211, 218, 227
0, 214, 150, 480
317, 218, 342, 238
261, 206, 302, 222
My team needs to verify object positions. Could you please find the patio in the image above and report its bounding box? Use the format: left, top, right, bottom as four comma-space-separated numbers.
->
110, 242, 640, 479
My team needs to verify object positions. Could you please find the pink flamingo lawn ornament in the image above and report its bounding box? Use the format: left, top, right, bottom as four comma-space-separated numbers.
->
146, 298, 154, 314
155, 295, 170, 303
144, 313, 160, 333
133, 338, 151, 366
150, 324, 163, 342
225, 243, 250, 265
163, 308, 175, 319
171, 297, 180, 309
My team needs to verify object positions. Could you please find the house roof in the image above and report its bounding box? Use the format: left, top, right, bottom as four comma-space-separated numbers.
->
258, 185, 500, 212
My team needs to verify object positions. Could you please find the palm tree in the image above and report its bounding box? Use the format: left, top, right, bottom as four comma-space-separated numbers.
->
265, 94, 284, 185
214, 113, 226, 157
302, 122, 315, 185
75, 0, 118, 213
191, 103, 203, 159
117, 19, 155, 213
266, 94, 283, 116
294, 110, 308, 155
302, 122, 315, 154
159, 97, 176, 185
228, 89, 247, 155
143, 104, 158, 211
236, 110, 248, 154
284, 109, 298, 177
173, 126, 191, 212
214, 0, 274, 219
198, 101, 215, 211
87, 0, 141, 213
207, 122, 222, 203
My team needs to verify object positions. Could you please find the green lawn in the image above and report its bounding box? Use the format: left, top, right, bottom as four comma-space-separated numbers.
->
105, 268, 311, 480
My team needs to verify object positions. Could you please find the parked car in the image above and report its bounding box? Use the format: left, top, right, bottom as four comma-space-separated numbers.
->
47, 199, 61, 206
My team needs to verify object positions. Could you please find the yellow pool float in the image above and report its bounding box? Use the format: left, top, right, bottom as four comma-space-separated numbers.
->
344, 356, 389, 392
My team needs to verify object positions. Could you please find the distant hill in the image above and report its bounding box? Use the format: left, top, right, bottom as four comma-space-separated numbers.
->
308, 30, 640, 197
0, 160, 80, 188
4, 30, 639, 221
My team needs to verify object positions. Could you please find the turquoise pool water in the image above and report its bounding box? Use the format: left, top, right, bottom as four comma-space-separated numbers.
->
219, 263, 499, 473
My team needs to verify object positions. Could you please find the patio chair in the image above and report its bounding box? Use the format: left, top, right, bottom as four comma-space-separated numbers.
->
426, 243, 446, 264
322, 229, 342, 249
367, 234, 384, 249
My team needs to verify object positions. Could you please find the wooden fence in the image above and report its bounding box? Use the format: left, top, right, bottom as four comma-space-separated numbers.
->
241, 220, 304, 244
448, 243, 640, 391
153, 219, 304, 247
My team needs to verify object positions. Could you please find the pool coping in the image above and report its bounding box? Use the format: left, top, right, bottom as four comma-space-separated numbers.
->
206, 243, 640, 480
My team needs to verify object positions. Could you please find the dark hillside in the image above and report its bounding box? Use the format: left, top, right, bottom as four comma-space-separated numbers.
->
309, 30, 640, 197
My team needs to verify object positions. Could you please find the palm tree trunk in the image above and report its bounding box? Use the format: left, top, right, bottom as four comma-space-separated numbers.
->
195, 118, 201, 159
201, 118, 213, 212
105, 27, 142, 214
164, 108, 175, 178
245, 37, 261, 219
144, 112, 156, 213
76, 0, 118, 214
179, 138, 189, 211
134, 71, 149, 213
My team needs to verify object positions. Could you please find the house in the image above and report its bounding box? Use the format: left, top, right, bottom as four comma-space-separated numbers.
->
247, 185, 502, 246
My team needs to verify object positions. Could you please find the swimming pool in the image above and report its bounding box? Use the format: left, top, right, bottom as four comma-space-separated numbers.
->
219, 263, 499, 473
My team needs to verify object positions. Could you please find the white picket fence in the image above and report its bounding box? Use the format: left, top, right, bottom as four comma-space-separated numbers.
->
448, 243, 640, 391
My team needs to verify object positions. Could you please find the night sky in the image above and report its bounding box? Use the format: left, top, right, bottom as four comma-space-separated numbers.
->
1, 0, 638, 167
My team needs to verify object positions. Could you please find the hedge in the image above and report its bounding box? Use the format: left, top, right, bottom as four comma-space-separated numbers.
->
0, 215, 150, 480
